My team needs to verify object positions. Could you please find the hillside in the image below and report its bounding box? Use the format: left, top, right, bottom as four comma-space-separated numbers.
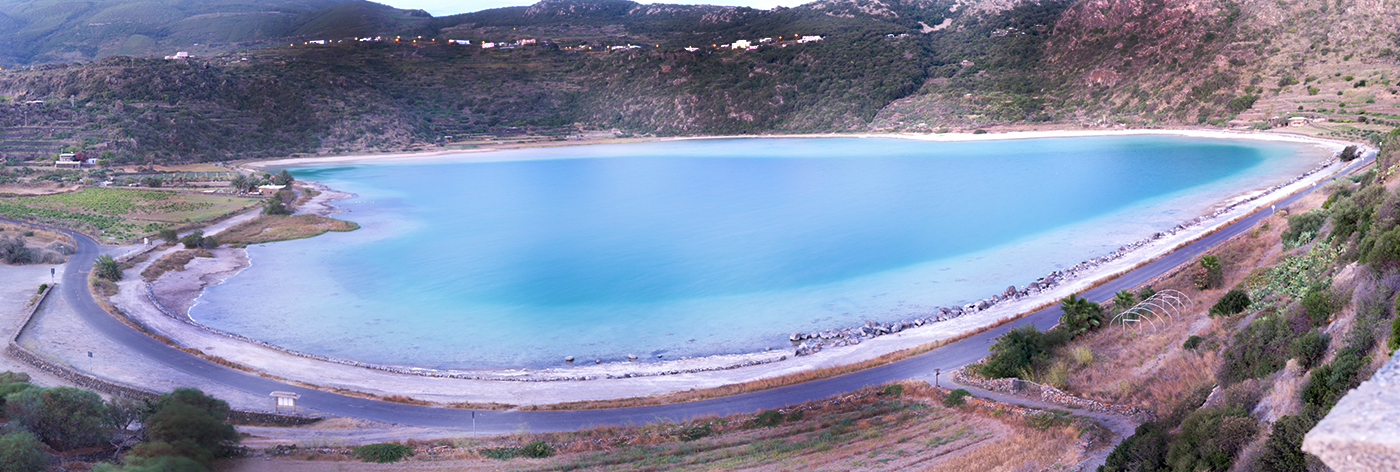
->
0, 0, 433, 66
0, 0, 1395, 164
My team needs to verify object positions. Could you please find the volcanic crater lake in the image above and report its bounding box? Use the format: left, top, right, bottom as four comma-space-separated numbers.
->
191, 136, 1326, 368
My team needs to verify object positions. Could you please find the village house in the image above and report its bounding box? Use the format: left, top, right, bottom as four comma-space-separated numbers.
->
799, 35, 823, 43
482, 42, 496, 48
257, 184, 287, 195
162, 51, 189, 60
55, 153, 81, 169
1288, 117, 1311, 127
731, 39, 752, 49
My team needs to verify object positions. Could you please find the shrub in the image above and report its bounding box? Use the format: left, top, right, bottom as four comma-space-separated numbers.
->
1389, 317, 1400, 354
1301, 287, 1340, 325
1183, 335, 1204, 350
158, 228, 179, 244
0, 431, 47, 472
181, 230, 205, 249
971, 129, 987, 134
94, 254, 122, 281
1219, 316, 1294, 384
1164, 406, 1258, 472
943, 389, 971, 407
976, 325, 1070, 379
1289, 330, 1329, 369
4, 386, 110, 450
353, 443, 413, 463
1280, 210, 1326, 247
1340, 145, 1359, 162
879, 383, 904, 397
752, 409, 785, 427
36, 284, 46, 294
143, 388, 239, 462
678, 423, 713, 442
1211, 289, 1251, 317
519, 440, 554, 458
1253, 411, 1323, 472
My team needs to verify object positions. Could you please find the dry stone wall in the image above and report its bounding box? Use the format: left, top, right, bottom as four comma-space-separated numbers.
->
953, 367, 1154, 422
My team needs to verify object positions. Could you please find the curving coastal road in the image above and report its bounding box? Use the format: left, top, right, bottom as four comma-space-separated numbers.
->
29, 150, 1371, 434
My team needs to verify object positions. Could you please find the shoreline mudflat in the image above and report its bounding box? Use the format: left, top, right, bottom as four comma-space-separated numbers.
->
100, 130, 1363, 405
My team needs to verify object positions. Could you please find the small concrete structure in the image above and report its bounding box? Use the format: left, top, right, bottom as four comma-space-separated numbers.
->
270, 391, 300, 414
1303, 350, 1400, 472
1288, 116, 1311, 127
256, 184, 286, 195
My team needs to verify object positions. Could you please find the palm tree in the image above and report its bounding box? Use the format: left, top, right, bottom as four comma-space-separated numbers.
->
1059, 293, 1103, 337
229, 174, 248, 193
1113, 289, 1137, 312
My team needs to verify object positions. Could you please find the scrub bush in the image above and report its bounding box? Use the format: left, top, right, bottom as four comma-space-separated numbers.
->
1211, 289, 1251, 316
353, 443, 413, 463
1219, 316, 1294, 384
1183, 335, 1204, 350
1289, 330, 1329, 369
0, 431, 46, 472
942, 389, 971, 407
1281, 210, 1325, 247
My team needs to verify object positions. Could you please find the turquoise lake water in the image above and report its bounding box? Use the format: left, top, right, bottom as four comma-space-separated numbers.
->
190, 136, 1325, 368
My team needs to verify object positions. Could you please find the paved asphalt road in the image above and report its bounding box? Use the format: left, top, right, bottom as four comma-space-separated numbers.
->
26, 151, 1371, 434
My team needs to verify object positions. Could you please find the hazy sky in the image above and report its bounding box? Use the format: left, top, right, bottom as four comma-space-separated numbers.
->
381, 0, 806, 16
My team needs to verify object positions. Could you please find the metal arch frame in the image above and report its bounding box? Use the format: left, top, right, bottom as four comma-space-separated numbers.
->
1110, 289, 1194, 335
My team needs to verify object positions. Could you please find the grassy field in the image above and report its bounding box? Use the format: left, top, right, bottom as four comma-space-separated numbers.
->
0, 187, 261, 242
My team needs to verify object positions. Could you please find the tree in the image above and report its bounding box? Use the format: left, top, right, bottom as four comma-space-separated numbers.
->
271, 169, 294, 185
158, 229, 179, 244
1339, 145, 1359, 162
1059, 293, 1103, 336
228, 174, 248, 193
94, 253, 122, 281
140, 176, 163, 188
181, 230, 205, 249
0, 431, 47, 472
4, 386, 111, 450
143, 388, 239, 461
263, 197, 290, 215
1113, 289, 1137, 313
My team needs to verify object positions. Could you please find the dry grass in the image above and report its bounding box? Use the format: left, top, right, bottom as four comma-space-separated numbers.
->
917, 423, 1082, 472
140, 249, 204, 282
218, 214, 358, 246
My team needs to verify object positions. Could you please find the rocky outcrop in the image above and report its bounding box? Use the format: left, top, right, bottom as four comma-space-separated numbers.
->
1303, 350, 1400, 472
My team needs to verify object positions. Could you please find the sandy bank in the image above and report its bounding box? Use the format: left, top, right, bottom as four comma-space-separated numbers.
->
99, 130, 1365, 405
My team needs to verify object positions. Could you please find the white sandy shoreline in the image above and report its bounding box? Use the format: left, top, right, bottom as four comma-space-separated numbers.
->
105, 129, 1369, 405
243, 128, 1354, 169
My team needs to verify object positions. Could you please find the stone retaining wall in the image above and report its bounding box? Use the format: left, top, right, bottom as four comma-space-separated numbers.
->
5, 283, 318, 424
953, 367, 1155, 422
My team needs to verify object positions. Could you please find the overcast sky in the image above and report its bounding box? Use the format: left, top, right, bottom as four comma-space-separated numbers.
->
381, 0, 807, 16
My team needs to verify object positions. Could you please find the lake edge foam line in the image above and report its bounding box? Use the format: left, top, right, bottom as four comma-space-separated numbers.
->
119, 131, 1363, 383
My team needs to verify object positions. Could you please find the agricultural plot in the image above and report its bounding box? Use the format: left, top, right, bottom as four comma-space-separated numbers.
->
0, 187, 261, 242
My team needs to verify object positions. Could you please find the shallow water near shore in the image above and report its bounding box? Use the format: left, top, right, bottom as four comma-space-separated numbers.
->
192, 136, 1325, 368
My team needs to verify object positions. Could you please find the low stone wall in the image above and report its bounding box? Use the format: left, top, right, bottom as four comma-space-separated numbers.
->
5, 283, 318, 424
952, 367, 1155, 422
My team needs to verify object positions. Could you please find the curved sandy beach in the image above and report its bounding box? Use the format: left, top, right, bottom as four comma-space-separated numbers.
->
109, 129, 1364, 405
